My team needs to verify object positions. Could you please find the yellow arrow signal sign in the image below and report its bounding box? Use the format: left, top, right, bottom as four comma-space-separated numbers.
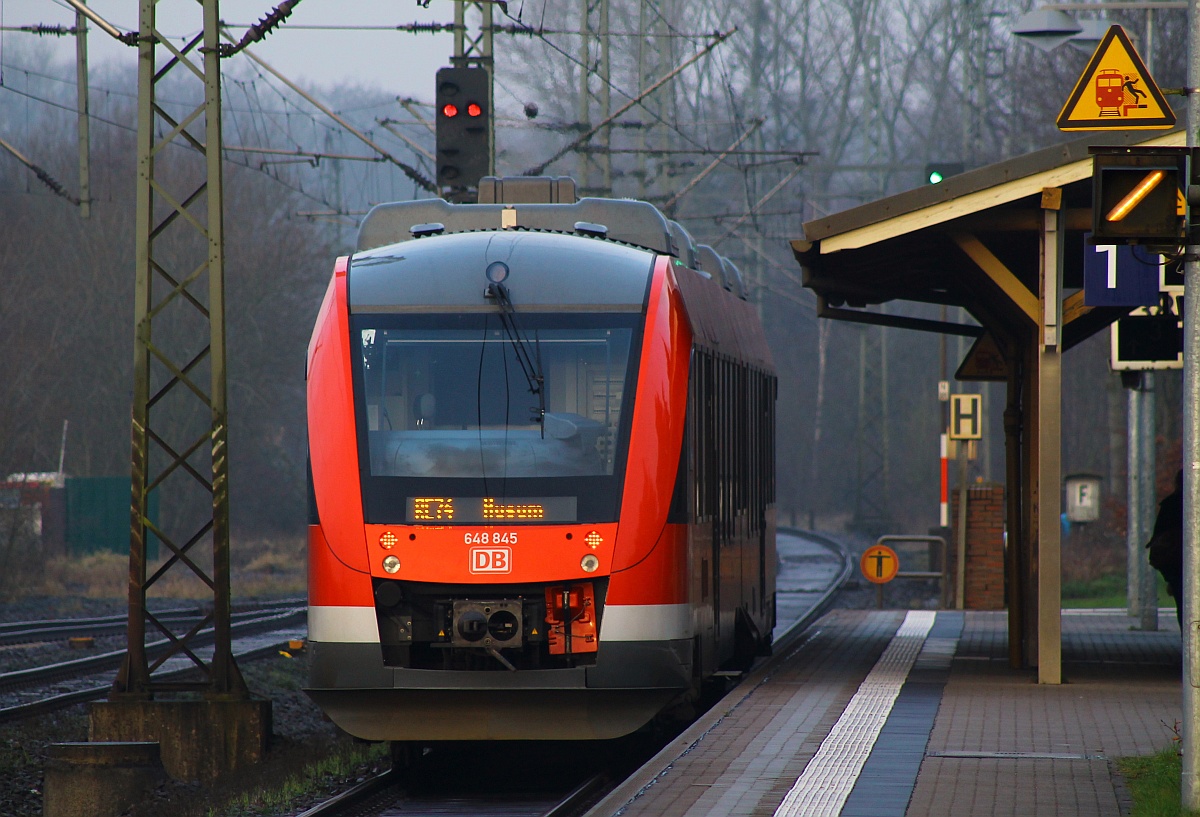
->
1057, 25, 1174, 131
1105, 170, 1165, 222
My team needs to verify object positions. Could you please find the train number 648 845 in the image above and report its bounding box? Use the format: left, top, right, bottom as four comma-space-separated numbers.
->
463, 531, 519, 545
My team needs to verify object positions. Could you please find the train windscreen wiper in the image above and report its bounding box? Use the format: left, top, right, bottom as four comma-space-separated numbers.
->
487, 280, 545, 432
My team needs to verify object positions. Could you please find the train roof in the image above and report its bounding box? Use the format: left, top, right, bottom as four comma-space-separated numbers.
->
350, 230, 655, 311
350, 177, 772, 371
358, 196, 680, 258
356, 177, 721, 285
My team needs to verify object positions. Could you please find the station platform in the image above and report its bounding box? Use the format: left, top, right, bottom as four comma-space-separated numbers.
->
585, 608, 1183, 817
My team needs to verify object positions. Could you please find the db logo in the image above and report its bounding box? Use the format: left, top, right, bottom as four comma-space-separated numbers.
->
470, 547, 512, 574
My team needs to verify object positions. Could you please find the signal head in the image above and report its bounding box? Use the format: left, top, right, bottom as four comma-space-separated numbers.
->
924, 162, 965, 185
435, 65, 492, 191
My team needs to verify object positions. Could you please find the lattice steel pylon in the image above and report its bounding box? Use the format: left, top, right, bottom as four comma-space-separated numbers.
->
453, 1, 494, 183
852, 28, 891, 534
113, 0, 244, 699
854, 321, 891, 534
577, 0, 611, 194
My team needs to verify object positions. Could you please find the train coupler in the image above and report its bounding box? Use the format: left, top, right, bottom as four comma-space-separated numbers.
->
544, 582, 598, 655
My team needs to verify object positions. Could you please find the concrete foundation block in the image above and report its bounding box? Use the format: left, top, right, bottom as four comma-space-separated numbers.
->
43, 741, 165, 817
89, 699, 272, 783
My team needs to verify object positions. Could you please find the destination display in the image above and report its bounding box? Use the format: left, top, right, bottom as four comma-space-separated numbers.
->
407, 496, 578, 524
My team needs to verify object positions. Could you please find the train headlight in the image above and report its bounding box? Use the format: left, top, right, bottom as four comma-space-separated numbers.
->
580, 554, 599, 573
486, 260, 509, 284
382, 555, 401, 574
379, 531, 397, 549
585, 531, 603, 549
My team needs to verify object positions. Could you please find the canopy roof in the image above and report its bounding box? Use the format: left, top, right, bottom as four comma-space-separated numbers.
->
792, 130, 1183, 350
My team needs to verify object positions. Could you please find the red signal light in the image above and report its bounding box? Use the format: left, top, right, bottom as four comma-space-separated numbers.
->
467, 102, 482, 117
442, 103, 459, 118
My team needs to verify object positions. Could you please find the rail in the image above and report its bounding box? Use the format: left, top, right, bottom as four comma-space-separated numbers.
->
0, 609, 305, 724
774, 527, 853, 653
295, 766, 609, 817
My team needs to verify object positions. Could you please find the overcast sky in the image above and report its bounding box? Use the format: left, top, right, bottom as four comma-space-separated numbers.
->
2, 1, 456, 99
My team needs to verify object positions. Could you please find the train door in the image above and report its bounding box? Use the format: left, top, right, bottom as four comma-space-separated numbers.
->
689, 350, 717, 678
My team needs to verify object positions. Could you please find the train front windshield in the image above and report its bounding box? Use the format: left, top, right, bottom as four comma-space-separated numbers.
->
350, 312, 641, 524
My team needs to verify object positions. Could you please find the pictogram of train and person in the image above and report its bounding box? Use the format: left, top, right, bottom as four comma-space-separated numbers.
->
1094, 68, 1149, 118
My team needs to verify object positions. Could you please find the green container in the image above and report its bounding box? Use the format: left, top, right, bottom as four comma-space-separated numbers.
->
65, 477, 159, 559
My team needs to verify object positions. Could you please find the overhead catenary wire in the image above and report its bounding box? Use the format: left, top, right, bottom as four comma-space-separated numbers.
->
710, 161, 806, 249
219, 21, 715, 38
1, 21, 776, 201
374, 118, 436, 163
0, 131, 79, 204
524, 27, 736, 176
217, 25, 436, 193
0, 69, 349, 213
218, 0, 302, 58
0, 24, 78, 36
4, 0, 808, 269
661, 117, 763, 213
501, 5, 720, 159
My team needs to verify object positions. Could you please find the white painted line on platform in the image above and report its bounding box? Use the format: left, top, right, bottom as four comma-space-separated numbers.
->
773, 610, 936, 817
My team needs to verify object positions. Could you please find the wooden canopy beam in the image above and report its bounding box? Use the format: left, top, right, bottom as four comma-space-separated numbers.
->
950, 232, 1039, 324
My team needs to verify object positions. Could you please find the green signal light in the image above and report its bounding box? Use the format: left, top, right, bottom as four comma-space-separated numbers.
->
923, 162, 963, 185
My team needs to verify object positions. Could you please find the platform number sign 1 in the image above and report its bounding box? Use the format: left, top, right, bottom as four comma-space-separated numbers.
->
1083, 240, 1160, 308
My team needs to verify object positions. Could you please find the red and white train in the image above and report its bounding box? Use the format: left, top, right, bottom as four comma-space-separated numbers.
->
305, 177, 776, 741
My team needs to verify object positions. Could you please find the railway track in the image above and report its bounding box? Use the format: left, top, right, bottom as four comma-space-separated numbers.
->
0, 597, 304, 646
293, 530, 850, 817
0, 604, 306, 724
295, 745, 611, 817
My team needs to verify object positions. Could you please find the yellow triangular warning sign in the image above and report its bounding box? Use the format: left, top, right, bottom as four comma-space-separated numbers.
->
956, 332, 1008, 382
1057, 25, 1174, 131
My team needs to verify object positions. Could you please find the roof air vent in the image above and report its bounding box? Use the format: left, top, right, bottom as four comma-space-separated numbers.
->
574, 221, 608, 238
410, 222, 445, 238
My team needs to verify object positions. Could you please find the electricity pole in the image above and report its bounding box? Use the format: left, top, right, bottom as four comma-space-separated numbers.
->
115, 0, 243, 701
577, 0, 612, 193
1183, 0, 1200, 805
74, 0, 90, 218
453, 0, 494, 180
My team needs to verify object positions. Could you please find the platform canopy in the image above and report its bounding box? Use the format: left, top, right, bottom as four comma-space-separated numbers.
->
791, 129, 1183, 681
795, 129, 1182, 347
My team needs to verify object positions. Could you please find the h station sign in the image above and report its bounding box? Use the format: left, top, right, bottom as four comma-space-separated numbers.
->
948, 393, 982, 441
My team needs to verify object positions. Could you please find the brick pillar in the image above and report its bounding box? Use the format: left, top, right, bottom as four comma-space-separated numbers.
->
950, 483, 1006, 609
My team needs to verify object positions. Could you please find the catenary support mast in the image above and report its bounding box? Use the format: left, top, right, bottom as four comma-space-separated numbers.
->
115, 0, 244, 699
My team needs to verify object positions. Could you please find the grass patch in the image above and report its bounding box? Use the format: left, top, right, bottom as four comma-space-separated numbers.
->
214, 741, 388, 816
1062, 572, 1172, 609
29, 536, 306, 601
1119, 746, 1200, 817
